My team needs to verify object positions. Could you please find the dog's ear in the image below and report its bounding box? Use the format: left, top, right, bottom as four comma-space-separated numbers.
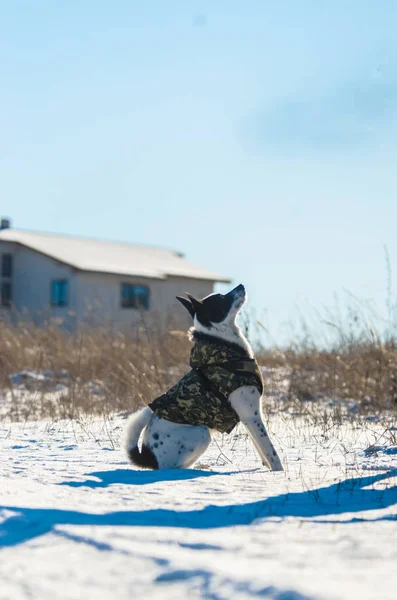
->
185, 293, 203, 313
176, 296, 195, 318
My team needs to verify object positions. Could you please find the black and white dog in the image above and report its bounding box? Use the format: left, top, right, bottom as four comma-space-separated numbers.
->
124, 285, 283, 471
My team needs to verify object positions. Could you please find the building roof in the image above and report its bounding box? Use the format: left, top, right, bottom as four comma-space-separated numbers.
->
0, 228, 231, 283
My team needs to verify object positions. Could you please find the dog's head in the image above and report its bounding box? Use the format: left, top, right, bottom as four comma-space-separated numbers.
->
176, 284, 246, 328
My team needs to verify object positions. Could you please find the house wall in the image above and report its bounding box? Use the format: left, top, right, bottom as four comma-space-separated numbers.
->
0, 241, 77, 326
0, 241, 215, 329
74, 272, 213, 329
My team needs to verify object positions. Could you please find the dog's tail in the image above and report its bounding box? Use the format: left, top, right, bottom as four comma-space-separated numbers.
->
124, 407, 158, 469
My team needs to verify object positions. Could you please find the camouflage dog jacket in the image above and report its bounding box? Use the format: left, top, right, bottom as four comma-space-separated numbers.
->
149, 333, 263, 434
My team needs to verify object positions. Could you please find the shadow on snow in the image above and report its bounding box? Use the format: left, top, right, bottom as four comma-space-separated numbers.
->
58, 467, 261, 488
0, 469, 396, 549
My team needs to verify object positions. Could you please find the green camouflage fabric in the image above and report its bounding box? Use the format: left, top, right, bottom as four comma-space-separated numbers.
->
149, 335, 263, 434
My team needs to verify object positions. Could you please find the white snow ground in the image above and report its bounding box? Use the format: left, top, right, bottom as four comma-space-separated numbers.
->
0, 412, 396, 600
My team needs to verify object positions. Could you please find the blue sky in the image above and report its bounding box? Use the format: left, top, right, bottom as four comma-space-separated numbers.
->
1, 1, 397, 342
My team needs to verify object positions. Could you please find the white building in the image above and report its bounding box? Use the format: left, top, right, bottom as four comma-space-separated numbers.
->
0, 220, 230, 329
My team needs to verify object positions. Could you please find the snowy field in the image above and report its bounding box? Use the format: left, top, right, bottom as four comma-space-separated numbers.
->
0, 411, 396, 600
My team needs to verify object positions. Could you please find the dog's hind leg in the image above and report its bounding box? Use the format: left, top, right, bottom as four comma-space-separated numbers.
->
142, 416, 212, 469
229, 386, 283, 471
178, 426, 212, 468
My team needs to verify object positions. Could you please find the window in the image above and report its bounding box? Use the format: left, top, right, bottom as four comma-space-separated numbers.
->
121, 284, 150, 309
51, 279, 68, 307
2, 254, 13, 277
1, 282, 12, 307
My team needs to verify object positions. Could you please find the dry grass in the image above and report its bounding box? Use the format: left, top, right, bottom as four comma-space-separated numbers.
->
253, 297, 397, 415
0, 317, 191, 421
258, 343, 397, 413
1, 296, 397, 422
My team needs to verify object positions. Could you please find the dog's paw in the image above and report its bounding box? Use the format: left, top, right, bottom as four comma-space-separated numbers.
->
272, 464, 284, 472
271, 460, 284, 472
263, 459, 284, 471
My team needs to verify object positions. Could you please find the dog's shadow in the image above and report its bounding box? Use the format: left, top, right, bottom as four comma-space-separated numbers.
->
1, 469, 396, 549
59, 467, 258, 488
